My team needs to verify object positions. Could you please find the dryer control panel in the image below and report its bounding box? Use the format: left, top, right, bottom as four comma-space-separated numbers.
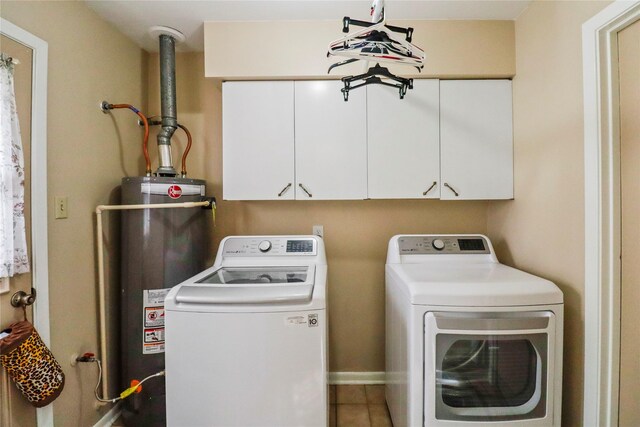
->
398, 235, 490, 255
222, 237, 317, 256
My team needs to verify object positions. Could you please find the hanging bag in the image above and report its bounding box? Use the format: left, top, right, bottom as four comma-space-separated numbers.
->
0, 320, 65, 407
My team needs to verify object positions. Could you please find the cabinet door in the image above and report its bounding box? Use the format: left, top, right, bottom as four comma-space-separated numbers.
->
440, 80, 513, 200
294, 81, 367, 200
367, 80, 440, 199
222, 81, 295, 200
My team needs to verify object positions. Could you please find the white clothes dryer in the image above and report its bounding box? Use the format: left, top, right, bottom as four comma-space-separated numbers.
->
385, 235, 563, 427
165, 235, 327, 427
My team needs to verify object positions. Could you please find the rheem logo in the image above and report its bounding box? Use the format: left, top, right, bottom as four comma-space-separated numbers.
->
168, 185, 182, 199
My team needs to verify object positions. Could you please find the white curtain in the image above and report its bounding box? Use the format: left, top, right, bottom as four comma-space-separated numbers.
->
0, 54, 29, 278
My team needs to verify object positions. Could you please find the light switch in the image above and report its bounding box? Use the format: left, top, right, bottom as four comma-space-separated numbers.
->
55, 197, 68, 219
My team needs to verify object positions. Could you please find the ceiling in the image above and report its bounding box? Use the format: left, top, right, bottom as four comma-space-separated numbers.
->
86, 0, 531, 52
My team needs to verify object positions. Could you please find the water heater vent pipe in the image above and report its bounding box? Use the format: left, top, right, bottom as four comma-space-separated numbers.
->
149, 26, 185, 177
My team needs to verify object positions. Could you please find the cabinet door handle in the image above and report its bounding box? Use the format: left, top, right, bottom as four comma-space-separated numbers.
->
298, 183, 313, 198
444, 183, 459, 197
278, 183, 292, 197
423, 181, 437, 196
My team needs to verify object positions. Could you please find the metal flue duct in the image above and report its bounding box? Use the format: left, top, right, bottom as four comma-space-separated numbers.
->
149, 26, 185, 176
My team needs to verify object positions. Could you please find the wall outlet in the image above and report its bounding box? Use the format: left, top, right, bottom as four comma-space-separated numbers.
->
54, 197, 68, 219
312, 225, 324, 238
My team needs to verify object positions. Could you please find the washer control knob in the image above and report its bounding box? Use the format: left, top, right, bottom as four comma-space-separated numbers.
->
258, 240, 272, 253
432, 239, 445, 251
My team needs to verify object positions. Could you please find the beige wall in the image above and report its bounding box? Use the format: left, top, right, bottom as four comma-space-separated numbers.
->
148, 53, 489, 373
1, 2, 615, 425
0, 34, 35, 427
618, 19, 640, 427
205, 20, 515, 79
0, 2, 147, 426
486, 1, 610, 426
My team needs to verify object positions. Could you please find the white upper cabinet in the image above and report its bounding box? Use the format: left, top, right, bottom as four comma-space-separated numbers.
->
440, 80, 514, 200
222, 81, 295, 200
222, 79, 513, 201
294, 81, 368, 200
367, 80, 440, 199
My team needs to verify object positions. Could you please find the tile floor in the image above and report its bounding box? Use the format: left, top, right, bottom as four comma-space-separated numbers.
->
330, 384, 393, 427
114, 384, 393, 427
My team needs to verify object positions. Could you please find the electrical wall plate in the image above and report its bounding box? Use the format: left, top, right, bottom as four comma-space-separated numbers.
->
55, 196, 68, 219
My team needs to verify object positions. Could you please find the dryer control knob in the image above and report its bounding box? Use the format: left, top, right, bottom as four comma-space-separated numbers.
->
432, 239, 445, 251
258, 240, 272, 252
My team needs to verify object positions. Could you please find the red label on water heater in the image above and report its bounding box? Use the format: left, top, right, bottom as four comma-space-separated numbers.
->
168, 185, 182, 199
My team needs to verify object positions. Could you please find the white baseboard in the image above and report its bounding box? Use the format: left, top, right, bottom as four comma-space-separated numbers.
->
328, 372, 385, 385
93, 402, 122, 427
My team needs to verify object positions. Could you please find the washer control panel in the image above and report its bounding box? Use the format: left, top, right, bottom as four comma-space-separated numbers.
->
398, 235, 490, 255
223, 237, 317, 256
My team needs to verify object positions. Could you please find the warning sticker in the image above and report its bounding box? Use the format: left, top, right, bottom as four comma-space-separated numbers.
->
144, 327, 165, 343
145, 307, 165, 327
142, 288, 171, 355
143, 343, 165, 354
144, 289, 171, 306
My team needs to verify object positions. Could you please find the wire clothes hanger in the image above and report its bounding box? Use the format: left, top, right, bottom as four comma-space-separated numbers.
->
327, 0, 425, 101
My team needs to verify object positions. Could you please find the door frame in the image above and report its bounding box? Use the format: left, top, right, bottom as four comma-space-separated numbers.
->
582, 2, 640, 426
0, 18, 51, 427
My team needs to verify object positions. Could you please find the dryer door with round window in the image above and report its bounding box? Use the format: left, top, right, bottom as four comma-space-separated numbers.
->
424, 311, 557, 424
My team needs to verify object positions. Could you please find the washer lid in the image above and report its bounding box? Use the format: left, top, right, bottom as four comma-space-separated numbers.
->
199, 266, 309, 285
174, 266, 315, 305
388, 263, 563, 306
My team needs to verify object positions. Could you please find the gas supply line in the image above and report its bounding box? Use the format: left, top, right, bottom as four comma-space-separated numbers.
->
95, 199, 212, 402
76, 352, 165, 404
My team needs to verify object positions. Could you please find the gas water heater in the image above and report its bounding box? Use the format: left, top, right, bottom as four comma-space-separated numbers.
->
103, 26, 212, 426
120, 177, 208, 426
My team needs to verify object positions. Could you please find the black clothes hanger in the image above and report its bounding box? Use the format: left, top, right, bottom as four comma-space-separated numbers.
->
327, 1, 424, 100
341, 63, 413, 101
341, 16, 414, 43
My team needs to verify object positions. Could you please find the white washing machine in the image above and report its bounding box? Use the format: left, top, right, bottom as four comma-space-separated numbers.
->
385, 235, 563, 427
165, 235, 327, 427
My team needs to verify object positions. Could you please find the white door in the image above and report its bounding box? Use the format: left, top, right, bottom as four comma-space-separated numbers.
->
0, 32, 36, 427
367, 80, 440, 199
294, 81, 367, 200
222, 81, 295, 200
440, 80, 513, 200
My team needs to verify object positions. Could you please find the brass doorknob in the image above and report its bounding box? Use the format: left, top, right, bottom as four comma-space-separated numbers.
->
10, 288, 36, 308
